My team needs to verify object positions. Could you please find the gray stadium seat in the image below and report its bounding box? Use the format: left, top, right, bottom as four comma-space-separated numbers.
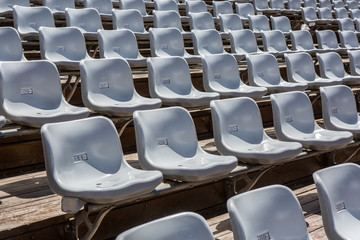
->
338, 30, 360, 49
212, 1, 233, 18
227, 185, 312, 240
43, 0, 75, 16
219, 14, 243, 33
202, 54, 267, 98
253, 0, 278, 14
0, 0, 29, 16
290, 30, 323, 54
349, 9, 360, 19
335, 7, 349, 19
318, 7, 337, 23
98, 29, 147, 67
41, 116, 163, 205
133, 106, 237, 181
316, 30, 343, 51
112, 9, 149, 40
116, 212, 215, 240
320, 85, 360, 138
348, 49, 360, 75
84, 0, 113, 18
211, 98, 302, 164
185, 1, 207, 15
346, 0, 359, 9
235, 3, 255, 21
191, 29, 228, 56
313, 163, 360, 240
13, 5, 55, 40
304, 0, 317, 9
0, 27, 27, 61
147, 56, 219, 107
119, 0, 152, 21
248, 15, 271, 35
189, 12, 216, 30
153, 10, 191, 38
229, 29, 263, 57
261, 30, 292, 55
80, 58, 161, 116
288, 0, 301, 11
270, 16, 292, 34
337, 18, 356, 31
333, 0, 346, 8
154, 0, 178, 12
247, 54, 308, 93
270, 91, 353, 150
285, 52, 343, 89
317, 51, 360, 85
39, 27, 92, 70
0, 60, 89, 128
319, 0, 332, 9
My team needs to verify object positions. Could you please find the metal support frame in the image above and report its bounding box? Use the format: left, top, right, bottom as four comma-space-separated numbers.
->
63, 74, 82, 102
327, 146, 360, 165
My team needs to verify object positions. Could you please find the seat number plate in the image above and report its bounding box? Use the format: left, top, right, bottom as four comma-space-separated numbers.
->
73, 152, 88, 162
20, 88, 33, 95
257, 232, 271, 240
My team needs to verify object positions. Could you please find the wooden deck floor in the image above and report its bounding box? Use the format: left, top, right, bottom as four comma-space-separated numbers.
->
206, 183, 327, 240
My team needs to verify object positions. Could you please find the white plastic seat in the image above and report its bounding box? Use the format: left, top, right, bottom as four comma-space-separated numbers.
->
288, 0, 301, 11
202, 54, 267, 98
80, 58, 161, 117
212, 1, 233, 18
147, 56, 219, 107
320, 85, 360, 138
191, 29, 228, 56
0, 27, 27, 61
270, 91, 353, 150
290, 30, 323, 54
154, 0, 178, 12
185, 1, 207, 15
261, 30, 292, 55
247, 54, 308, 93
116, 212, 215, 240
219, 14, 243, 33
270, 0, 287, 11
0, 60, 89, 128
65, 8, 103, 40
227, 185, 312, 240
285, 52, 342, 89
0, 0, 29, 16
149, 28, 200, 64
189, 12, 216, 30
13, 6, 55, 40
313, 163, 360, 240
211, 98, 302, 164
349, 9, 360, 19
302, 7, 331, 26
270, 16, 292, 34
338, 30, 360, 49
316, 30, 343, 51
133, 106, 237, 181
84, 0, 113, 18
318, 7, 337, 23
253, 0, 278, 14
42, 116, 162, 205
119, 0, 152, 21
319, 0, 332, 8
229, 29, 263, 57
98, 29, 146, 67
335, 7, 349, 18
248, 15, 271, 35
317, 51, 360, 85
305, 0, 317, 8
112, 9, 149, 40
43, 0, 75, 16
348, 49, 360, 75
347, 0, 359, 9
337, 18, 356, 31
333, 0, 346, 8
153, 10, 191, 38
39, 27, 92, 70
235, 3, 255, 21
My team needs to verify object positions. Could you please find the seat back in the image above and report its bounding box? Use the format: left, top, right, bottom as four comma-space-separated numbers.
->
253, 0, 270, 11
116, 212, 215, 240
189, 12, 215, 30
335, 7, 349, 18
185, 1, 207, 15
305, 0, 317, 8
337, 18, 355, 31
288, 0, 301, 10
270, 16, 291, 32
112, 9, 146, 33
318, 7, 333, 19
65, 8, 103, 33
261, 30, 289, 52
0, 27, 26, 61
319, 0, 332, 8
333, 0, 345, 8
219, 14, 243, 32
302, 7, 318, 21
43, 0, 75, 13
154, 0, 179, 12
98, 29, 140, 59
339, 30, 359, 48
13, 6, 55, 37
270, 0, 285, 9
192, 29, 225, 55
248, 15, 270, 32
235, 3, 254, 19
348, 49, 360, 75
153, 10, 183, 31
247, 54, 282, 86
149, 28, 186, 57
227, 185, 311, 240
213, 1, 233, 17
316, 30, 339, 49
347, 0, 359, 9
230, 29, 260, 54
0, 0, 29, 15
84, 0, 113, 15
39, 27, 89, 62
317, 52, 346, 78
285, 52, 317, 83
349, 9, 360, 19
119, 0, 147, 16
290, 30, 315, 51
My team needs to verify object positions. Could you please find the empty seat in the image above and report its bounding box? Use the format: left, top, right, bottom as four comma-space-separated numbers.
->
229, 29, 263, 57
191, 29, 228, 56
147, 56, 219, 107
270, 16, 292, 34
247, 54, 308, 93
304, 0, 317, 8
80, 58, 161, 116
227, 185, 312, 240
42, 116, 162, 205
333, 0, 346, 9
337, 18, 356, 31
348, 49, 360, 75
349, 9, 360, 19
202, 54, 267, 98
319, 0, 332, 8
0, 60, 89, 128
285, 52, 342, 89
43, 0, 75, 16
335, 7, 349, 18
248, 15, 271, 35
98, 29, 146, 67
290, 30, 323, 54
149, 28, 200, 63
0, 27, 27, 61
0, 0, 29, 16
261, 30, 292, 55
13, 6, 55, 40
318, 7, 336, 23
235, 3, 255, 21
347, 0, 359, 9
320, 85, 360, 138
269, 0, 286, 10
316, 30, 343, 51
338, 30, 360, 49
112, 9, 149, 40
270, 91, 353, 150
253, 0, 278, 14
219, 14, 243, 33
212, 1, 233, 18
133, 106, 237, 181
185, 0, 207, 15
211, 98, 302, 164
84, 0, 113, 18
189, 12, 216, 30
119, 0, 152, 21
39, 27, 92, 70
288, 0, 301, 11
153, 10, 191, 38
154, 0, 179, 12
317, 51, 360, 85
313, 163, 360, 240
302, 7, 331, 26
116, 212, 215, 240
65, 8, 103, 40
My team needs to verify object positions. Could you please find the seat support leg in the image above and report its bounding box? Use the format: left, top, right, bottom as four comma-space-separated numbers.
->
327, 146, 360, 165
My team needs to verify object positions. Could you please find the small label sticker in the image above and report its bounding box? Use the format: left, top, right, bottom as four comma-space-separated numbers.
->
161, 44, 168, 49
295, 70, 301, 75
285, 115, 292, 122
228, 125, 239, 133
112, 46, 121, 53
157, 138, 168, 146
331, 107, 338, 113
29, 22, 38, 28
257, 232, 271, 240
336, 201, 346, 212
309, 22, 315, 26
214, 73, 221, 79
99, 82, 109, 89
162, 78, 171, 84
57, 46, 65, 52
20, 88, 33, 95
73, 152, 88, 162
258, 72, 264, 77
326, 68, 331, 72
79, 23, 86, 29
